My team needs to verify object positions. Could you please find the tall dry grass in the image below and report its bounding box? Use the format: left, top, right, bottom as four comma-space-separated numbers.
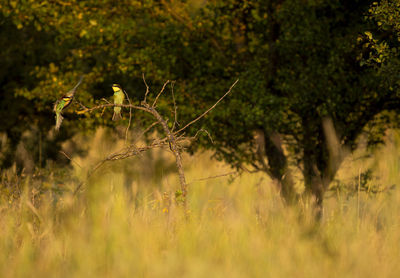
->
0, 128, 400, 277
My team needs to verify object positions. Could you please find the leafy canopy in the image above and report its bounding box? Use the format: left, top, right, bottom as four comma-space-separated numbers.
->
1, 0, 400, 202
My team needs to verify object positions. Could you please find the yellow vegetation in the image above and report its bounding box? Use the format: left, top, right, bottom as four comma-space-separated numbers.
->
0, 129, 400, 277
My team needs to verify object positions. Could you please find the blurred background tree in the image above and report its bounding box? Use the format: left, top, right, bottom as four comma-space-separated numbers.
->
365, 0, 400, 89
1, 0, 399, 206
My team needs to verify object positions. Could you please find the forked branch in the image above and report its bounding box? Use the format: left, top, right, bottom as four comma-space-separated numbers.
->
174, 79, 239, 134
74, 77, 239, 207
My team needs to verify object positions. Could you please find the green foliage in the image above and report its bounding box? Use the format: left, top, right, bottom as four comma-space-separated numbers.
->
0, 0, 164, 167
148, 0, 397, 200
363, 0, 400, 90
1, 0, 400, 202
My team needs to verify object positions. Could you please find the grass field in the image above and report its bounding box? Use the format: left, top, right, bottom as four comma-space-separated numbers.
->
1, 129, 400, 277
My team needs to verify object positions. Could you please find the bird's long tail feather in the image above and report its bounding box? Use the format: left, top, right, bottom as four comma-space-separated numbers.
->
112, 110, 122, 121
55, 112, 63, 131
72, 75, 84, 91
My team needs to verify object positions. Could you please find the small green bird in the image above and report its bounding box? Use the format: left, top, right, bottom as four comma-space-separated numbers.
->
111, 84, 125, 121
53, 76, 84, 130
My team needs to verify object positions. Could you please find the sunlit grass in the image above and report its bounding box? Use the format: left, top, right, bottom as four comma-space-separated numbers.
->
1, 129, 400, 277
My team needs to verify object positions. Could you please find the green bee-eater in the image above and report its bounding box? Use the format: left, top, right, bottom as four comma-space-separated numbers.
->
53, 76, 84, 130
112, 84, 125, 121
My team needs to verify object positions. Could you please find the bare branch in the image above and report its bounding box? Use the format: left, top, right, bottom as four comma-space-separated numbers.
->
241, 164, 262, 174
73, 78, 238, 209
175, 79, 239, 134
123, 89, 133, 145
101, 98, 111, 104
76, 103, 146, 114
143, 73, 150, 104
94, 139, 168, 169
152, 80, 170, 107
75, 100, 89, 111
134, 121, 160, 143
76, 104, 187, 204
171, 81, 179, 131
59, 151, 82, 169
188, 171, 238, 185
193, 129, 214, 144
146, 106, 188, 206
73, 138, 171, 195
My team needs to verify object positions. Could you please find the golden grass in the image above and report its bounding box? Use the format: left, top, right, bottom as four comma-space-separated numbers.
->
1, 128, 400, 277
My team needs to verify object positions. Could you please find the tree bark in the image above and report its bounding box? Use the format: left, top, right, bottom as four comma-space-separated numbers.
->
302, 118, 346, 218
255, 129, 297, 204
303, 155, 325, 214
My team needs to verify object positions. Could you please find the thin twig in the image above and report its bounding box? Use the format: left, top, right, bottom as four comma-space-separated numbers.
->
101, 98, 111, 104
175, 79, 239, 134
240, 164, 261, 174
134, 121, 160, 143
193, 129, 214, 144
73, 138, 172, 195
73, 78, 238, 207
76, 103, 146, 114
188, 171, 238, 184
59, 151, 82, 169
171, 81, 179, 131
152, 80, 170, 107
143, 73, 150, 103
147, 106, 188, 206
75, 100, 89, 111
123, 89, 133, 145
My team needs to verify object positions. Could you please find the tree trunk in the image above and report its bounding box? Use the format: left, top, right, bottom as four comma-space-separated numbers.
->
255, 129, 297, 204
303, 121, 346, 217
303, 156, 325, 218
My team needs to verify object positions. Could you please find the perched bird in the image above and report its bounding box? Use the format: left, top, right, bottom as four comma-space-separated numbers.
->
53, 76, 84, 130
111, 84, 125, 121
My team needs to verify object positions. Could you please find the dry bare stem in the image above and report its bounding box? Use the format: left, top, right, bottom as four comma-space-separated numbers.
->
143, 73, 150, 103
187, 171, 238, 185
174, 79, 239, 134
152, 80, 170, 107
123, 89, 133, 145
73, 138, 170, 195
73, 78, 239, 207
170, 81, 179, 131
